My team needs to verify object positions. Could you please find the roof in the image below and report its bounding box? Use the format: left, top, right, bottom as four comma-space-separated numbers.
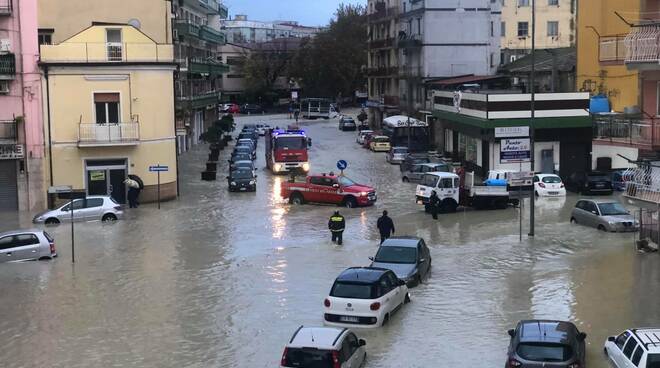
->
519, 320, 575, 344
499, 47, 576, 74
381, 236, 422, 248
427, 74, 507, 86
415, 162, 449, 168
0, 228, 45, 237
383, 115, 428, 128
632, 328, 660, 352
288, 327, 346, 349
426, 171, 459, 178
581, 199, 622, 205
336, 267, 389, 283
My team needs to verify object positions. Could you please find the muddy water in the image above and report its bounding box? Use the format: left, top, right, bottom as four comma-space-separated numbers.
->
0, 113, 658, 368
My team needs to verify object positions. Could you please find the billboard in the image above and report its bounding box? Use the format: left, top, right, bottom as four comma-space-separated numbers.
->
500, 138, 531, 163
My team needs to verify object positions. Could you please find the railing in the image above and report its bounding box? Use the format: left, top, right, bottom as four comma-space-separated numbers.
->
369, 37, 395, 49
623, 165, 660, 204
0, 120, 17, 142
593, 114, 659, 148
599, 35, 626, 62
200, 25, 226, 44
398, 33, 423, 48
188, 57, 229, 74
0, 0, 11, 15
218, 3, 228, 19
78, 122, 139, 146
0, 53, 16, 76
366, 66, 398, 77
369, 6, 399, 22
624, 25, 660, 63
173, 20, 200, 38
40, 43, 174, 63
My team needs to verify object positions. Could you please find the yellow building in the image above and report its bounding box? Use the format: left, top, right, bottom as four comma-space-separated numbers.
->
39, 24, 178, 203
500, 0, 576, 63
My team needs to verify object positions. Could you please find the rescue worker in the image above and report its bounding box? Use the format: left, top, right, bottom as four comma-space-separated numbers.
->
328, 211, 345, 245
376, 210, 395, 244
429, 190, 440, 220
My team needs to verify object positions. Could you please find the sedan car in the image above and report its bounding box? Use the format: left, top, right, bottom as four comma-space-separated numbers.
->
570, 199, 639, 232
0, 229, 57, 262
357, 130, 374, 145
240, 104, 265, 114
227, 169, 257, 192
231, 146, 254, 160
230, 160, 256, 173
533, 174, 566, 197
338, 117, 357, 131
506, 320, 586, 368
402, 162, 453, 183
369, 236, 431, 287
221, 103, 240, 114
566, 171, 613, 195
33, 196, 123, 225
386, 146, 408, 164
323, 267, 409, 328
255, 123, 271, 136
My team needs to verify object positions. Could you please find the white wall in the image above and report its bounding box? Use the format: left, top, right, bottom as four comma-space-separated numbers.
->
490, 141, 560, 172
591, 144, 638, 170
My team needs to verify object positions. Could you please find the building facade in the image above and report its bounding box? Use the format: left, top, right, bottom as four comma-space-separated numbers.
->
218, 42, 249, 102
172, 0, 228, 154
223, 15, 322, 44
0, 0, 45, 211
39, 2, 178, 204
500, 0, 576, 64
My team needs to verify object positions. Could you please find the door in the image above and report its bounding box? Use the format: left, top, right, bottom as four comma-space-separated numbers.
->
612, 332, 631, 368
88, 169, 108, 196
109, 169, 126, 204
0, 234, 40, 262
86, 160, 127, 204
583, 201, 600, 227
0, 160, 18, 211
63, 199, 88, 222
386, 272, 404, 306
82, 197, 105, 221
541, 149, 554, 173
410, 165, 424, 182
341, 333, 361, 368
418, 240, 430, 277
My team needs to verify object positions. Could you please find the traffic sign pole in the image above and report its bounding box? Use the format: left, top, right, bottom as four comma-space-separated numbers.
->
148, 164, 169, 210
157, 164, 161, 210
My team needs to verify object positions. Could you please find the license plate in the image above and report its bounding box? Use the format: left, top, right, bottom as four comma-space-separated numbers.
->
548, 191, 558, 195
339, 316, 359, 323
240, 187, 247, 191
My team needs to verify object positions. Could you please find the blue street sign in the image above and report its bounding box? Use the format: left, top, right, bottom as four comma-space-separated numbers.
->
336, 160, 348, 171
149, 165, 169, 172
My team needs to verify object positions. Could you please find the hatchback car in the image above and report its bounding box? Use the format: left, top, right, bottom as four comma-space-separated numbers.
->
227, 169, 257, 192
0, 229, 57, 263
533, 174, 566, 197
402, 162, 453, 183
240, 104, 265, 114
338, 117, 357, 131
230, 160, 256, 173
506, 320, 586, 368
356, 130, 373, 145
571, 199, 638, 232
33, 196, 123, 225
399, 154, 438, 173
221, 103, 240, 114
369, 136, 390, 152
386, 147, 408, 164
566, 171, 613, 195
280, 326, 366, 368
255, 123, 271, 136
369, 236, 431, 287
604, 328, 660, 368
323, 267, 409, 328
231, 146, 254, 160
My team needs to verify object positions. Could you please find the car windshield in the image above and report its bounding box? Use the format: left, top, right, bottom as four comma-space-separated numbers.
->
337, 176, 356, 187
233, 154, 251, 161
393, 148, 408, 153
275, 137, 306, 150
330, 282, 375, 299
234, 162, 253, 169
231, 170, 253, 179
283, 348, 333, 368
542, 176, 562, 183
374, 137, 389, 142
597, 202, 628, 216
647, 354, 660, 368
516, 343, 572, 362
433, 164, 451, 172
374, 246, 417, 264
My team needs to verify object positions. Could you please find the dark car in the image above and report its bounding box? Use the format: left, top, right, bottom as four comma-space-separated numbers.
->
338, 117, 357, 131
566, 171, 614, 195
506, 320, 586, 368
369, 236, 431, 287
240, 104, 265, 114
230, 147, 254, 161
238, 130, 258, 141
230, 160, 256, 173
611, 170, 631, 191
227, 169, 257, 192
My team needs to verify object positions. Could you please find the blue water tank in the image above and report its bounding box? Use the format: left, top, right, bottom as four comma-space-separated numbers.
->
590, 95, 610, 114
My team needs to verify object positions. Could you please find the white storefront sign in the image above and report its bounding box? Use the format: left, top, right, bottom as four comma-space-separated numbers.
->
500, 138, 531, 163
0, 145, 24, 159
494, 126, 530, 138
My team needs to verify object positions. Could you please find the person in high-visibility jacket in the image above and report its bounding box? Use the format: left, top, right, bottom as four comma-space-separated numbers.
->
328, 211, 345, 245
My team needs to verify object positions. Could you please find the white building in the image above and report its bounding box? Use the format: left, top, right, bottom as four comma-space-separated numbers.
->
222, 15, 322, 44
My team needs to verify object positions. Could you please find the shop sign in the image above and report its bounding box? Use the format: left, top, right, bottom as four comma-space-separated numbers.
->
89, 170, 106, 181
0, 145, 24, 159
500, 138, 531, 163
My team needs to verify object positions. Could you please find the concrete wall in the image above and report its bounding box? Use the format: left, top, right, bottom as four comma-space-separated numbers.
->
641, 71, 660, 116
501, 0, 575, 51
592, 144, 638, 170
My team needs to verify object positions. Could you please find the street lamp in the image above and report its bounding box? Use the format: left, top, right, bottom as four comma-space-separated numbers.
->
529, 0, 536, 237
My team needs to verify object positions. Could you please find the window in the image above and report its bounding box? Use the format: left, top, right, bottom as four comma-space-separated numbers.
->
421, 174, 439, 188
490, 21, 494, 37
341, 334, 358, 362
548, 0, 559, 4
62, 199, 86, 212
14, 234, 40, 247
94, 93, 120, 124
385, 272, 399, 288
501, 22, 506, 37
518, 22, 529, 37
615, 332, 631, 350
38, 29, 53, 46
105, 29, 122, 61
440, 178, 454, 189
631, 346, 644, 366
518, 0, 529, 6
417, 18, 422, 35
86, 198, 104, 208
516, 343, 572, 361
490, 53, 495, 67
0, 236, 15, 250
547, 21, 559, 37
623, 337, 638, 359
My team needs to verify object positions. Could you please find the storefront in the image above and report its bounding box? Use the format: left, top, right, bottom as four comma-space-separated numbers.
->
0, 144, 23, 211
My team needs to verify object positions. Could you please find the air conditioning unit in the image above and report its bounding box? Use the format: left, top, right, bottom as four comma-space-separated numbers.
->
0, 81, 10, 94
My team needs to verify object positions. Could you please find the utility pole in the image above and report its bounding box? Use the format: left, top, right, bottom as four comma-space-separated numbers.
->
407, 66, 413, 150
529, 0, 536, 237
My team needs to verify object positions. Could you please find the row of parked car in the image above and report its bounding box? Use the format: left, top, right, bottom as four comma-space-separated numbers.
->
220, 103, 267, 115
347, 120, 392, 152
226, 125, 263, 192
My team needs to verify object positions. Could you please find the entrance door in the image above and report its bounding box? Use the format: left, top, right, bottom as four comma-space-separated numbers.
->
86, 159, 127, 204
541, 149, 554, 174
0, 160, 18, 211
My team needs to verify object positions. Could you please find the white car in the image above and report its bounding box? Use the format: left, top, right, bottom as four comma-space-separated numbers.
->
604, 328, 660, 368
280, 326, 366, 368
255, 123, 270, 136
533, 173, 566, 197
32, 196, 124, 224
323, 267, 409, 329
356, 130, 373, 145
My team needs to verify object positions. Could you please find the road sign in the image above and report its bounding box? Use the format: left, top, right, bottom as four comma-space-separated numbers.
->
336, 160, 348, 171
149, 165, 169, 172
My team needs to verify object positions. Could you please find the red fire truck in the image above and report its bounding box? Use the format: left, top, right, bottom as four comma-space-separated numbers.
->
265, 129, 311, 174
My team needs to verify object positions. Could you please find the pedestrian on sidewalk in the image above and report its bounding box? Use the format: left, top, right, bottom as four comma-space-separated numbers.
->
376, 210, 395, 244
124, 178, 140, 208
328, 210, 345, 245
429, 190, 439, 220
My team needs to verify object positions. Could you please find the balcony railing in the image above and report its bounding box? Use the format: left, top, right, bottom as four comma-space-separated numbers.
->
218, 3, 228, 19
173, 20, 201, 38
599, 35, 626, 63
40, 43, 173, 63
398, 33, 423, 48
189, 57, 229, 75
366, 66, 398, 77
623, 165, 660, 205
0, 53, 16, 78
624, 25, 660, 64
0, 0, 11, 15
593, 114, 660, 149
0, 120, 17, 142
369, 6, 399, 22
78, 122, 139, 146
368, 37, 395, 49
199, 25, 226, 44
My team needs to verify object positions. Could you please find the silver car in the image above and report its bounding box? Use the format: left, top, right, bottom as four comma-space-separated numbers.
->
402, 162, 453, 183
33, 196, 124, 225
0, 229, 57, 263
570, 199, 639, 232
386, 147, 408, 164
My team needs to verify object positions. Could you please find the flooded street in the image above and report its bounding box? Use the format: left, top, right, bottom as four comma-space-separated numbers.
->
0, 113, 659, 368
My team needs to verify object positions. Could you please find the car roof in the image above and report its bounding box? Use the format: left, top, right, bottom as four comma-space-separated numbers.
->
427, 171, 459, 178
536, 173, 560, 178
518, 320, 576, 344
373, 135, 388, 139
234, 160, 253, 164
416, 163, 448, 168
580, 199, 620, 205
631, 328, 660, 353
381, 236, 421, 247
0, 228, 45, 237
336, 267, 389, 283
288, 326, 347, 349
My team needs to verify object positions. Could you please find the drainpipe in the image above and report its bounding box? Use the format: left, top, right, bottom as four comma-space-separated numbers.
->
44, 66, 54, 208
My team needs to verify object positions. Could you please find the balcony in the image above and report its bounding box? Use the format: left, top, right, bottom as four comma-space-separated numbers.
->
0, 0, 11, 15
368, 37, 395, 49
78, 122, 139, 147
174, 20, 201, 39
39, 43, 173, 63
622, 165, 660, 207
398, 34, 422, 48
366, 66, 398, 77
593, 114, 660, 149
369, 6, 398, 22
218, 3, 228, 19
199, 25, 226, 44
186, 57, 229, 75
0, 53, 16, 79
599, 35, 626, 63
624, 25, 660, 66
0, 120, 17, 143
176, 90, 220, 109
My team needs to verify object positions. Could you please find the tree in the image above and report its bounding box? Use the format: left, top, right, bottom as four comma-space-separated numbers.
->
241, 39, 300, 104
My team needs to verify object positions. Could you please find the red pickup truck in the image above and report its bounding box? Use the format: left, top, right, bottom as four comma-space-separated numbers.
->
281, 173, 377, 208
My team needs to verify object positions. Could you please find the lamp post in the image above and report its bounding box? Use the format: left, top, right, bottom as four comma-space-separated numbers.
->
528, 0, 536, 237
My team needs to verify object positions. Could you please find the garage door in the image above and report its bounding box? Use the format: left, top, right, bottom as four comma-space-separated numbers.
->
0, 160, 18, 211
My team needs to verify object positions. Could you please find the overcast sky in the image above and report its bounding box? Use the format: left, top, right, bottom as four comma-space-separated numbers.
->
223, 0, 364, 26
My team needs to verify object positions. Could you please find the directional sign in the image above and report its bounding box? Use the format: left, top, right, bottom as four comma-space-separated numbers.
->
336, 160, 348, 171
149, 165, 169, 172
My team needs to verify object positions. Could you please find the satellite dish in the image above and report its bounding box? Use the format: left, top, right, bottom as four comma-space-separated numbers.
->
128, 19, 141, 29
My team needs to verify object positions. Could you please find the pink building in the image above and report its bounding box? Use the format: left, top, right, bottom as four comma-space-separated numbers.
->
0, 0, 45, 211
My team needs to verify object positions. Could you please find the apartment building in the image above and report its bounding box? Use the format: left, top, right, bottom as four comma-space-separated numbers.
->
38, 0, 178, 204
223, 15, 322, 44
500, 0, 576, 64
0, 0, 45, 211
172, 0, 228, 153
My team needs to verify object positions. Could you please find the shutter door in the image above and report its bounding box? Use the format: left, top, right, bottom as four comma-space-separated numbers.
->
0, 160, 18, 211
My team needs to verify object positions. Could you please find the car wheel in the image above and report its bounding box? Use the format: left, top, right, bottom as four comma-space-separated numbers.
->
570, 217, 577, 224
597, 224, 607, 231
404, 293, 411, 303
102, 213, 117, 222
402, 177, 409, 182
603, 347, 608, 356
344, 197, 357, 208
45, 218, 60, 225
290, 192, 304, 205
416, 275, 422, 286
382, 314, 390, 326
